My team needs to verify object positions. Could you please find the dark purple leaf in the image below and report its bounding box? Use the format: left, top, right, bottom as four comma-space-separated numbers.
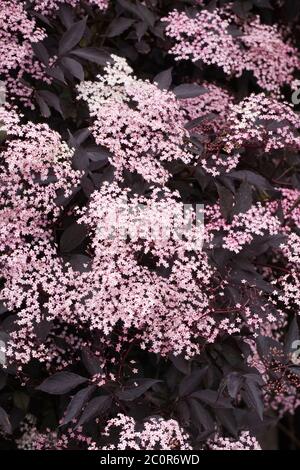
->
85, 145, 110, 162
0, 407, 12, 434
107, 17, 135, 37
61, 57, 84, 81
216, 183, 234, 219
60, 223, 88, 253
35, 319, 53, 343
59, 17, 87, 56
185, 113, 216, 130
173, 84, 207, 99
0, 301, 8, 315
38, 90, 63, 116
232, 0, 253, 18
176, 401, 190, 425
13, 391, 30, 412
118, 0, 155, 26
170, 354, 190, 375
188, 398, 214, 431
135, 21, 148, 41
71, 48, 111, 65
81, 175, 95, 198
46, 66, 66, 83
154, 68, 173, 90
35, 94, 51, 118
256, 335, 282, 361
253, 0, 272, 8
135, 2, 156, 26
116, 379, 160, 401
37, 372, 88, 395
191, 390, 233, 408
31, 11, 51, 26
61, 385, 96, 426
68, 254, 92, 273
226, 372, 242, 399
0, 370, 7, 391
229, 170, 272, 190
227, 25, 243, 37
243, 379, 264, 420
77, 395, 111, 427
81, 348, 104, 376
179, 367, 208, 397
73, 148, 90, 170
233, 181, 253, 215
73, 128, 90, 146
215, 408, 238, 437
284, 316, 299, 356
58, 4, 75, 29
32, 42, 49, 66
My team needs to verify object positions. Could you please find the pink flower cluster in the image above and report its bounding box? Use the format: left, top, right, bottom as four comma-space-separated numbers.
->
1, 0, 300, 452
16, 414, 192, 450
99, 414, 192, 450
207, 431, 261, 450
17, 414, 263, 450
0, 1, 49, 107
32, 0, 109, 15
77, 56, 195, 184
0, 106, 81, 365
0, 105, 226, 363
2, 91, 299, 368
241, 17, 299, 93
224, 94, 300, 155
180, 82, 233, 132
164, 7, 299, 94
184, 91, 300, 176
205, 202, 281, 254
164, 8, 243, 76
